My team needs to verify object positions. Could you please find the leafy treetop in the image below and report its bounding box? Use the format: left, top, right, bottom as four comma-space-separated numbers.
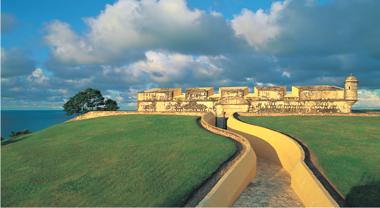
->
63, 88, 119, 115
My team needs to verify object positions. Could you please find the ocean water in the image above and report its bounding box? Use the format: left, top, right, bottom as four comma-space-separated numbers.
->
1, 110, 74, 138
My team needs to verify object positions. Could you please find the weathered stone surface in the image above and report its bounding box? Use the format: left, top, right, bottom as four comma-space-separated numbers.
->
185, 87, 213, 101
233, 159, 303, 207
137, 75, 358, 114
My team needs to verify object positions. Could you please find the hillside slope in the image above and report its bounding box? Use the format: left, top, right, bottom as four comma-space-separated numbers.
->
2, 115, 237, 207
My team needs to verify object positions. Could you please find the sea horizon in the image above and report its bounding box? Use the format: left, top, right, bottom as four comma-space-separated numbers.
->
1, 109, 135, 139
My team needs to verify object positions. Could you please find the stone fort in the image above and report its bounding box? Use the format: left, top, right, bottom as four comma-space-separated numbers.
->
137, 75, 358, 115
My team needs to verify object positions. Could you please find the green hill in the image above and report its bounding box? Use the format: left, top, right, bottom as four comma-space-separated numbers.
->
1, 115, 237, 207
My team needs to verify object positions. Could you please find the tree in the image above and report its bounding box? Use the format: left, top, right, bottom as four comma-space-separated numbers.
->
63, 88, 119, 115
104, 99, 119, 111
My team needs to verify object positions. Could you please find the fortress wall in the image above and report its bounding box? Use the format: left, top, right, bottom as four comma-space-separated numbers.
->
247, 100, 351, 114
138, 101, 215, 112
259, 90, 284, 100
299, 90, 345, 100
227, 115, 338, 207
138, 99, 354, 114
137, 75, 358, 114
138, 92, 171, 101
218, 104, 249, 117
219, 87, 249, 101
185, 88, 214, 100
138, 88, 182, 101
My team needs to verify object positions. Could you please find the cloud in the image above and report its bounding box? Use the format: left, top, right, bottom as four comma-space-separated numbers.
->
231, 0, 380, 57
44, 21, 101, 64
27, 68, 49, 85
1, 48, 227, 109
230, 0, 380, 88
100, 50, 224, 85
355, 89, 380, 108
259, 0, 380, 57
1, 48, 36, 78
44, 0, 242, 65
104, 90, 124, 103
43, 0, 380, 90
128, 50, 224, 84
281, 70, 291, 78
231, 1, 287, 48
63, 77, 95, 88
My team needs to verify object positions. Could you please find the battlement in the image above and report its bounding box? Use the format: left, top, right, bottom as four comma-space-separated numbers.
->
185, 88, 213, 101
137, 75, 358, 114
137, 88, 182, 101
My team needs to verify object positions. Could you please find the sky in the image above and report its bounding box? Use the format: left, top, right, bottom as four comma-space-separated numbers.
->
1, 0, 380, 110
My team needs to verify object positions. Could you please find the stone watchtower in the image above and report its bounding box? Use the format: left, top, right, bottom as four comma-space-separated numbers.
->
344, 74, 358, 103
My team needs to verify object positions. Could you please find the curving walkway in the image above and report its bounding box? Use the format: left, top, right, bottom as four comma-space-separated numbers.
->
228, 114, 338, 207
233, 158, 303, 207
198, 112, 303, 207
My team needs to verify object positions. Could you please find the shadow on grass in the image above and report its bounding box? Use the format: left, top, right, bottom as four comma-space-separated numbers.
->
345, 180, 380, 207
1, 135, 31, 146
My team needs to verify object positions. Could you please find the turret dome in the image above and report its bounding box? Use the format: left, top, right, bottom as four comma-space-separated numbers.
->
345, 74, 358, 82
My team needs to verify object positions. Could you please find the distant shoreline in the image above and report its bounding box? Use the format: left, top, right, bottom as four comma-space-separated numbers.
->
352, 109, 380, 113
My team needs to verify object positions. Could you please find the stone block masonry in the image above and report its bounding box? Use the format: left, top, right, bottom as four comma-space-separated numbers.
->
137, 75, 358, 115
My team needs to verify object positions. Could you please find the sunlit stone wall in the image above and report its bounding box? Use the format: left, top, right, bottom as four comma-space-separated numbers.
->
137, 75, 358, 114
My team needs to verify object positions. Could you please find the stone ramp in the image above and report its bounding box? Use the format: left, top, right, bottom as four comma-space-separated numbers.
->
233, 159, 303, 207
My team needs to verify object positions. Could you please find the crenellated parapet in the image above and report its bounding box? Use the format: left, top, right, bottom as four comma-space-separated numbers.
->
185, 87, 214, 101
137, 75, 358, 114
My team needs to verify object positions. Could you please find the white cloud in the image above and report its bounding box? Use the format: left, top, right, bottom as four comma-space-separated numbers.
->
64, 77, 94, 87
27, 68, 49, 84
231, 1, 287, 48
44, 0, 207, 64
105, 89, 124, 102
140, 51, 223, 83
355, 89, 380, 109
45, 21, 100, 64
132, 51, 194, 83
256, 82, 275, 87
244, 77, 276, 87
57, 88, 68, 95
281, 71, 291, 78
107, 50, 224, 84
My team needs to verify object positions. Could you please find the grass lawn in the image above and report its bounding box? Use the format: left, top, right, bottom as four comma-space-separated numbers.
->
1, 115, 237, 207
239, 116, 380, 206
